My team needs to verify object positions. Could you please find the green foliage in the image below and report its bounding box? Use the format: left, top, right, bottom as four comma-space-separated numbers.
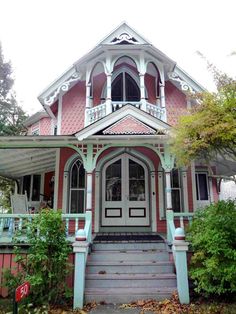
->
171, 65, 236, 167
0, 42, 28, 136
187, 200, 236, 296
4, 210, 72, 306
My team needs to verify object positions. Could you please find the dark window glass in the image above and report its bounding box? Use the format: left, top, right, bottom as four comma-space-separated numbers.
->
111, 73, 123, 101
70, 190, 84, 213
172, 189, 181, 212
32, 175, 41, 201
106, 159, 121, 201
196, 173, 208, 201
125, 73, 140, 101
22, 175, 31, 200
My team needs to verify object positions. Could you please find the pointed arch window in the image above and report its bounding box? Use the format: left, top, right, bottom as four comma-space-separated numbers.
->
112, 72, 140, 102
69, 160, 86, 213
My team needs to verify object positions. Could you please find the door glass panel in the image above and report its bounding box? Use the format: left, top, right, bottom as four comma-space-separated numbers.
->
106, 159, 121, 201
129, 160, 145, 201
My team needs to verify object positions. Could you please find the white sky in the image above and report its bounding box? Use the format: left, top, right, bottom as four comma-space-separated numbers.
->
0, 0, 235, 114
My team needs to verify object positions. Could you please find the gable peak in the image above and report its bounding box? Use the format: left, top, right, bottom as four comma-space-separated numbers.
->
98, 22, 150, 46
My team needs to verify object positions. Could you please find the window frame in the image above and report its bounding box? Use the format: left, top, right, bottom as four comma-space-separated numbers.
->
68, 159, 86, 214
195, 171, 209, 201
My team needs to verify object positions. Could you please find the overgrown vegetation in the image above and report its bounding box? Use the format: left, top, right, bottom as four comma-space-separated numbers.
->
187, 200, 236, 297
4, 209, 72, 307
171, 61, 236, 169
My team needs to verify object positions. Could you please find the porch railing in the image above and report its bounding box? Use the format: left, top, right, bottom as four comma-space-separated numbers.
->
0, 212, 92, 243
166, 210, 194, 304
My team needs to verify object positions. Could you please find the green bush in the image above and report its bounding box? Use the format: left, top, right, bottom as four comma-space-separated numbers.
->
187, 200, 236, 296
4, 209, 72, 306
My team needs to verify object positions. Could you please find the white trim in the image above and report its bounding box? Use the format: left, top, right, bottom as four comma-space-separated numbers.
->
191, 161, 197, 211
181, 169, 189, 212
53, 148, 60, 210
57, 93, 63, 135
86, 173, 93, 210
158, 165, 164, 219
151, 171, 157, 232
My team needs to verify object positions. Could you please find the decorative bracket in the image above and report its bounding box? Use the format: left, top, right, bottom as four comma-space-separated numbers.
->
168, 72, 194, 93
43, 72, 81, 105
110, 33, 138, 45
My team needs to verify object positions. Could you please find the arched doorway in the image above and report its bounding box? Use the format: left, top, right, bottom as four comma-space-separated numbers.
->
112, 72, 140, 102
101, 153, 149, 226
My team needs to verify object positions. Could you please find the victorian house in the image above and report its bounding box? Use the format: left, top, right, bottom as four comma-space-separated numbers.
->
0, 23, 223, 303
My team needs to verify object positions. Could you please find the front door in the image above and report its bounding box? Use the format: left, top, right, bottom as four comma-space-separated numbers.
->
102, 154, 149, 226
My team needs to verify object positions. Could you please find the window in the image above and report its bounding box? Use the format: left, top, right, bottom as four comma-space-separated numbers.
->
22, 174, 41, 201
171, 169, 182, 212
69, 160, 86, 213
112, 72, 140, 102
195, 172, 209, 201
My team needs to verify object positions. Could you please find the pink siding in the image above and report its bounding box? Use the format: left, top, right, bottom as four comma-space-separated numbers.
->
40, 117, 52, 135
28, 122, 39, 135
165, 81, 187, 126
61, 81, 86, 135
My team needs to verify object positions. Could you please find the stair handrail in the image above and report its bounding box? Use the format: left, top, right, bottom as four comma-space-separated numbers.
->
166, 209, 190, 304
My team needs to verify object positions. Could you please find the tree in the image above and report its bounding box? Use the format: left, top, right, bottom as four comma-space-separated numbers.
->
0, 42, 28, 210
171, 61, 236, 176
0, 42, 27, 135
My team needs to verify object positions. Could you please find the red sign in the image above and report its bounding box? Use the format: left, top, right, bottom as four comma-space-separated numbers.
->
15, 282, 30, 302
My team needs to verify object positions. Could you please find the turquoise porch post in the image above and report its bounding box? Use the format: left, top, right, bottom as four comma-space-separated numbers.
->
172, 228, 190, 304
73, 241, 89, 309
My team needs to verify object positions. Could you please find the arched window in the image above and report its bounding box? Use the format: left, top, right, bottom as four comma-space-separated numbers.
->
69, 159, 86, 213
112, 72, 140, 102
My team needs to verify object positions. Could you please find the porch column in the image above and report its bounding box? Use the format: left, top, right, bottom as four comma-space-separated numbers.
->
86, 172, 93, 211
53, 148, 60, 210
86, 83, 91, 108
165, 171, 172, 210
106, 73, 112, 114
139, 73, 146, 111
160, 83, 167, 122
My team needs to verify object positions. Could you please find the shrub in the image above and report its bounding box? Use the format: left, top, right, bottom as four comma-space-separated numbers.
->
187, 200, 236, 296
4, 209, 72, 306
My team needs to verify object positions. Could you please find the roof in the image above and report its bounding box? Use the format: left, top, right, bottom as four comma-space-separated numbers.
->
37, 22, 205, 111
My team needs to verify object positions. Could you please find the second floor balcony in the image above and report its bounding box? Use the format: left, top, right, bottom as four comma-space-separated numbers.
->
85, 100, 166, 126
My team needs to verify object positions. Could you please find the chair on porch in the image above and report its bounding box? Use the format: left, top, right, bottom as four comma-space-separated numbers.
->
10, 192, 29, 214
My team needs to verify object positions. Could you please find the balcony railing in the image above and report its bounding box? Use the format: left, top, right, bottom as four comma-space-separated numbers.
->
85, 100, 166, 126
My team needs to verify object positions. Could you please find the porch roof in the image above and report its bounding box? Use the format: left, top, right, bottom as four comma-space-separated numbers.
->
0, 135, 77, 179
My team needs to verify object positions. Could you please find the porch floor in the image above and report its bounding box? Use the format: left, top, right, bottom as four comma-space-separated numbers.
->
93, 232, 164, 243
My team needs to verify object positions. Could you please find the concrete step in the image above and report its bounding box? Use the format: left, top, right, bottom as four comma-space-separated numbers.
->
85, 273, 176, 288
85, 287, 175, 303
92, 242, 166, 251
86, 260, 174, 274
88, 250, 169, 262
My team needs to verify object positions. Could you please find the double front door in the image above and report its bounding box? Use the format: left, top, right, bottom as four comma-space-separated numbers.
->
102, 154, 149, 226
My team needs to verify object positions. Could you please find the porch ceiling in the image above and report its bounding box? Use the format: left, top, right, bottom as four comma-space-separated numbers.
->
0, 148, 57, 179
